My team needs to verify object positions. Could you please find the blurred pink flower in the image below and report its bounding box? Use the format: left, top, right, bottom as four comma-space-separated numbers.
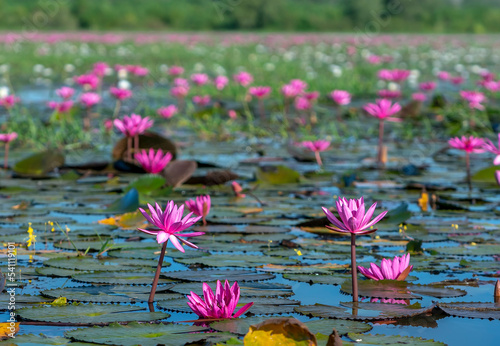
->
460, 90, 486, 110
191, 73, 209, 86
74, 74, 100, 90
363, 99, 401, 121
301, 140, 330, 152
93, 62, 109, 77
358, 254, 413, 281
228, 109, 237, 119
483, 134, 500, 165
377, 89, 401, 99
47, 100, 73, 113
157, 105, 178, 119
0, 132, 18, 143
0, 95, 20, 109
171, 85, 189, 98
419, 81, 436, 92
233, 72, 253, 87
289, 79, 308, 93
174, 78, 190, 87
281, 84, 301, 99
378, 69, 410, 82
187, 280, 253, 319
168, 65, 184, 76
56, 86, 75, 100
304, 91, 320, 101
449, 136, 485, 153
249, 86, 271, 99
127, 65, 149, 76
104, 119, 113, 132
412, 93, 427, 102
214, 75, 229, 90
450, 76, 465, 85
192, 95, 211, 107
80, 92, 101, 108
294, 96, 311, 111
110, 87, 133, 100
135, 148, 173, 174
114, 114, 154, 137
366, 55, 382, 65
231, 181, 246, 198
330, 90, 351, 106
185, 195, 211, 226
438, 71, 450, 81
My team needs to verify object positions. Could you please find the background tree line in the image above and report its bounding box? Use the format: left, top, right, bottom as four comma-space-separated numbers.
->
2, 0, 500, 33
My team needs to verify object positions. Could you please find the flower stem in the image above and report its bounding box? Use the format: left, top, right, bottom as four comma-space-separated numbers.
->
314, 151, 323, 168
351, 233, 358, 302
466, 151, 472, 193
127, 136, 132, 162
377, 119, 385, 166
113, 100, 121, 118
149, 241, 167, 304
134, 135, 139, 163
4, 142, 9, 169
258, 99, 265, 122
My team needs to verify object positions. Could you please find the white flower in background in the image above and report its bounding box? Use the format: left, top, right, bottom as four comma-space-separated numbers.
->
160, 64, 169, 73
105, 67, 113, 76
307, 71, 317, 79
193, 63, 204, 72
64, 78, 74, 86
264, 63, 275, 71
64, 64, 75, 73
43, 68, 52, 77
118, 79, 131, 90
329, 65, 342, 77
271, 55, 279, 63
283, 51, 295, 62
455, 64, 464, 72
388, 82, 400, 91
470, 65, 482, 74
117, 69, 128, 79
464, 54, 474, 63
256, 44, 266, 53
376, 80, 386, 89
33, 64, 44, 74
418, 61, 427, 69
0, 86, 10, 98
213, 64, 226, 75
410, 70, 420, 79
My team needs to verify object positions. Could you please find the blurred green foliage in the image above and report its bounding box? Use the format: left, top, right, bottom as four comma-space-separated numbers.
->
1, 0, 500, 32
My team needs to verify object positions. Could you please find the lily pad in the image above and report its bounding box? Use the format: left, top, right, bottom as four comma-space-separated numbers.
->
170, 281, 293, 297
347, 333, 446, 345
437, 302, 500, 319
13, 150, 65, 177
427, 244, 500, 256
17, 303, 170, 324
64, 322, 234, 346
43, 256, 163, 271
107, 188, 140, 213
283, 273, 350, 286
162, 269, 275, 282
0, 334, 72, 345
256, 165, 301, 184
174, 254, 298, 267
124, 174, 167, 195
72, 271, 176, 285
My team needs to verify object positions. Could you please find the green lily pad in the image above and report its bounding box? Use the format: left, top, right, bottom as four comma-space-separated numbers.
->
0, 334, 72, 345
42, 285, 179, 303
64, 322, 234, 346
43, 256, 164, 271
427, 244, 500, 256
124, 174, 167, 196
107, 188, 140, 213
283, 273, 350, 286
347, 333, 446, 345
162, 269, 275, 282
36, 267, 87, 277
13, 150, 65, 177
256, 165, 301, 184
72, 271, 176, 285
193, 225, 289, 234
472, 165, 499, 183
53, 240, 116, 251
174, 254, 298, 267
437, 302, 500, 319
17, 303, 170, 324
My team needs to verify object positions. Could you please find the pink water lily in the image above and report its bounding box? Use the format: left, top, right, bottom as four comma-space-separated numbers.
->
460, 90, 486, 110
449, 136, 486, 192
0, 95, 20, 109
191, 73, 210, 86
138, 200, 203, 304
110, 87, 132, 100
377, 89, 401, 99
301, 140, 330, 167
192, 95, 211, 107
377, 69, 410, 83
135, 149, 173, 174
484, 134, 500, 165
412, 93, 427, 102
185, 195, 211, 226
330, 90, 351, 106
187, 280, 253, 319
74, 74, 100, 90
249, 86, 271, 99
0, 132, 17, 169
93, 62, 109, 77
358, 254, 413, 281
80, 92, 101, 108
322, 196, 388, 302
322, 197, 387, 235
138, 201, 203, 251
419, 81, 436, 92
157, 105, 178, 119
56, 86, 75, 100
48, 100, 73, 114
114, 114, 153, 137
233, 72, 253, 87
214, 76, 229, 90
168, 65, 184, 76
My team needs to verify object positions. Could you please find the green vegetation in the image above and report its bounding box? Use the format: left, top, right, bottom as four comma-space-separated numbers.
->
3, 0, 500, 33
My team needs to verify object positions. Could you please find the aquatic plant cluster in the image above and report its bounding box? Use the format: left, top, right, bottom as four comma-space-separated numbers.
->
0, 32, 499, 345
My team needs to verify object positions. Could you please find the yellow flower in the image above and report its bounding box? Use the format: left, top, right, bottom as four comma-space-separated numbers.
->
294, 249, 302, 256
26, 222, 36, 247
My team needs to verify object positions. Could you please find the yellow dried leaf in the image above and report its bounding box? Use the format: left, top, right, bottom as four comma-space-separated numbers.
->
0, 322, 20, 339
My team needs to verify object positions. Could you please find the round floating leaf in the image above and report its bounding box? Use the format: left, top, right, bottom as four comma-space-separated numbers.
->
193, 225, 289, 234
170, 281, 293, 297
43, 256, 163, 271
427, 244, 500, 256
72, 271, 176, 285
107, 188, 139, 213
17, 303, 169, 324
112, 133, 177, 161
257, 263, 349, 274
472, 165, 499, 183
162, 269, 275, 282
347, 333, 446, 345
437, 302, 500, 319
174, 254, 298, 268
256, 165, 301, 184
53, 240, 116, 252
243, 317, 316, 345
36, 267, 87, 277
295, 302, 433, 321
0, 294, 51, 309
13, 150, 65, 177
0, 334, 71, 345
124, 174, 167, 196
42, 285, 178, 303
64, 322, 233, 346
305, 318, 372, 336
283, 273, 350, 286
